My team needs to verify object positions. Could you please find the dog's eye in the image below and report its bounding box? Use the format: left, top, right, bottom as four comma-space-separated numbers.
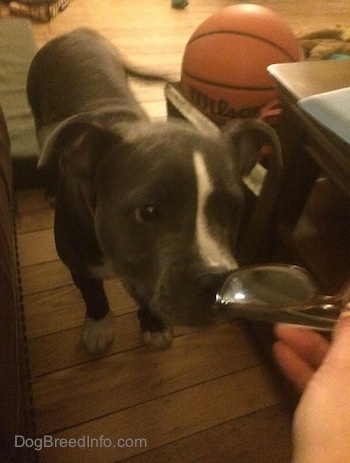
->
134, 205, 158, 223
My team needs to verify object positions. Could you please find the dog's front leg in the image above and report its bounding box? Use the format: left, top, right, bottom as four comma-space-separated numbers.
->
137, 305, 173, 348
71, 273, 115, 354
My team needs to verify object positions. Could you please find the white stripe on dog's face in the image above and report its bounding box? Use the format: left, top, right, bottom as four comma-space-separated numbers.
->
193, 151, 237, 270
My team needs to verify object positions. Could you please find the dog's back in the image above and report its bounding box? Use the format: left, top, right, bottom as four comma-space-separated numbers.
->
27, 28, 145, 130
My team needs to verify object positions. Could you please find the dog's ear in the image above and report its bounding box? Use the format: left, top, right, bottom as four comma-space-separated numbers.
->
54, 122, 119, 180
222, 119, 281, 176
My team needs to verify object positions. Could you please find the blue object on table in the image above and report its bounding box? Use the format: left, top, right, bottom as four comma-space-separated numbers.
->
298, 87, 350, 145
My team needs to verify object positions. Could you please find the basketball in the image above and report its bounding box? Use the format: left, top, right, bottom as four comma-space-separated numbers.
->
181, 4, 303, 125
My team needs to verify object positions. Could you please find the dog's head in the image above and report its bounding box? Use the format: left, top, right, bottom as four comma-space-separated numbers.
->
42, 118, 281, 326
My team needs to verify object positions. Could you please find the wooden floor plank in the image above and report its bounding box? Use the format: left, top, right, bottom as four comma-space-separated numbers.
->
23, 285, 86, 337
16, 188, 53, 234
28, 312, 201, 378
28, 311, 143, 377
23, 278, 137, 338
122, 403, 293, 463
39, 364, 283, 462
33, 324, 262, 434
17, 229, 57, 267
20, 260, 72, 296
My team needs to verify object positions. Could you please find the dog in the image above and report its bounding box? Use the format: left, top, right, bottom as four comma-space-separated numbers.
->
27, 28, 281, 354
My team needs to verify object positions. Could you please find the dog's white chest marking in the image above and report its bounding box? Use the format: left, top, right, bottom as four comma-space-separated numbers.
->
193, 151, 237, 270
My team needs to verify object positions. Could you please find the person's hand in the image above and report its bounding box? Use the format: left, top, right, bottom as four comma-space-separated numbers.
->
273, 322, 329, 392
273, 307, 350, 463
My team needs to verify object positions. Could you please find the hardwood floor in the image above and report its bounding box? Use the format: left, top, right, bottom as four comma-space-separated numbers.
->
13, 1, 349, 461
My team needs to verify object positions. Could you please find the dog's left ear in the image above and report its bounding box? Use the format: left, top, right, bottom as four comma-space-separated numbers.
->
222, 119, 281, 176
37, 116, 121, 176
55, 121, 120, 180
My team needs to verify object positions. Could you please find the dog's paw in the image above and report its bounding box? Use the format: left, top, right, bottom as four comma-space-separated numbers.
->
142, 328, 173, 349
81, 311, 115, 355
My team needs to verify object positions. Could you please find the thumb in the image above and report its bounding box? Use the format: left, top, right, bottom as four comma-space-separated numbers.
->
325, 305, 350, 368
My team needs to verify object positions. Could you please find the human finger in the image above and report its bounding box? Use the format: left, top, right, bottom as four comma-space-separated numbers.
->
274, 324, 329, 369
273, 340, 315, 392
323, 306, 350, 370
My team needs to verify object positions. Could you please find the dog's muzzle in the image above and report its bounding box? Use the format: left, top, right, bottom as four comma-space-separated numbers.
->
193, 266, 233, 304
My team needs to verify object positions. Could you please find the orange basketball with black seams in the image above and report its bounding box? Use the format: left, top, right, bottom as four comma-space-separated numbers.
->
181, 4, 304, 125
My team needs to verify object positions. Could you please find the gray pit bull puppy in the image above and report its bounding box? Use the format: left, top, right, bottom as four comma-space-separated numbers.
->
27, 28, 281, 354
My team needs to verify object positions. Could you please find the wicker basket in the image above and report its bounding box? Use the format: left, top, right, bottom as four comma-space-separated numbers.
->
1, 0, 70, 22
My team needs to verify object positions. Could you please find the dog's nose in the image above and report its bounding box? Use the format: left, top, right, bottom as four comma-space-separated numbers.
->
194, 267, 231, 301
